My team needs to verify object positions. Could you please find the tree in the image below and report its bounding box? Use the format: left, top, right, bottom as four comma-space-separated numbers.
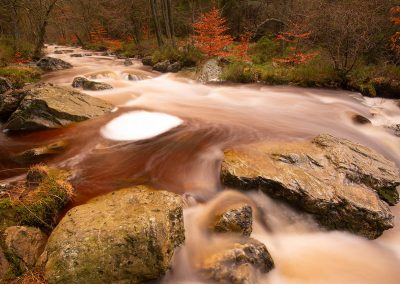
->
390, 6, 400, 62
192, 7, 233, 57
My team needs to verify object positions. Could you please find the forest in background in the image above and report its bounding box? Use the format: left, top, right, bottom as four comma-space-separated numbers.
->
0, 0, 399, 96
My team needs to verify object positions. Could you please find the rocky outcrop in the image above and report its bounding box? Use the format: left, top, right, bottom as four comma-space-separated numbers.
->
3, 83, 113, 131
197, 59, 223, 83
14, 140, 68, 163
0, 77, 12, 94
153, 60, 170, 73
43, 185, 185, 284
221, 134, 400, 239
36, 57, 72, 71
4, 226, 47, 269
198, 238, 274, 284
72, 77, 113, 91
167, 61, 182, 73
0, 89, 26, 120
211, 204, 253, 237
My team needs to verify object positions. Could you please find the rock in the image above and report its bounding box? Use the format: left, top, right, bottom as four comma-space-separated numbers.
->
44, 185, 185, 284
221, 134, 400, 239
153, 60, 170, 73
142, 56, 154, 66
212, 204, 253, 236
198, 238, 274, 284
387, 124, 400, 137
352, 114, 371, 125
197, 59, 222, 83
0, 249, 9, 280
4, 83, 113, 131
124, 58, 133, 66
14, 140, 68, 163
72, 77, 113, 91
166, 61, 182, 73
0, 89, 27, 121
36, 57, 72, 71
0, 77, 12, 94
84, 53, 92, 57
54, 50, 73, 54
70, 54, 83, 57
4, 226, 47, 268
0, 165, 73, 232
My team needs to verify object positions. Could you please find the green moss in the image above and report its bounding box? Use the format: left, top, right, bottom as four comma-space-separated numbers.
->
0, 66, 42, 88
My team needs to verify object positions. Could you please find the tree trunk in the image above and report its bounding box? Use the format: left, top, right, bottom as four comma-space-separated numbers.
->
166, 0, 175, 47
150, 0, 163, 47
33, 0, 59, 60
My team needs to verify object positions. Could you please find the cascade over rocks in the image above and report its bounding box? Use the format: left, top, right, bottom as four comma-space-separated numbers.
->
36, 57, 72, 71
72, 76, 113, 91
43, 185, 185, 284
2, 83, 113, 131
221, 134, 400, 239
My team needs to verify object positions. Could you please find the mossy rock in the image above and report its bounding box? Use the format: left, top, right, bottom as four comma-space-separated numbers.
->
0, 165, 73, 233
44, 185, 184, 284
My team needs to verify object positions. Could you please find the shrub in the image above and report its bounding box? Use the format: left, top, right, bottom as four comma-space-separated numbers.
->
151, 46, 203, 67
251, 36, 281, 64
222, 61, 259, 83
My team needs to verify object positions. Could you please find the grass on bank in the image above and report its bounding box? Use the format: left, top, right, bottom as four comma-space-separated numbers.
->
0, 66, 42, 88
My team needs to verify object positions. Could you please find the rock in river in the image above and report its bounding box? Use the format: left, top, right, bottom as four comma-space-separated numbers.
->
72, 76, 113, 91
36, 57, 72, 71
0, 77, 12, 94
43, 185, 185, 284
3, 83, 113, 131
198, 238, 274, 284
221, 134, 400, 239
211, 204, 253, 237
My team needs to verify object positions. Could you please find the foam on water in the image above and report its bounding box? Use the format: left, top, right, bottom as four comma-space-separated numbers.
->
100, 111, 183, 141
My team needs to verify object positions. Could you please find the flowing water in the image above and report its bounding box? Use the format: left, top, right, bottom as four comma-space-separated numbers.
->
1, 46, 400, 283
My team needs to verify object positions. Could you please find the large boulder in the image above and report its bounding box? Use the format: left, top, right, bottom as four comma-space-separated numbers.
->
3, 83, 113, 131
71, 77, 113, 91
36, 57, 72, 71
4, 226, 47, 269
197, 59, 223, 83
0, 77, 12, 94
153, 60, 170, 73
221, 134, 400, 239
211, 204, 253, 237
43, 185, 185, 284
198, 238, 274, 284
167, 61, 182, 73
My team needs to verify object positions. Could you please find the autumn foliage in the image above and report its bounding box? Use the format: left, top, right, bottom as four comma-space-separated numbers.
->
90, 24, 123, 51
390, 6, 400, 56
12, 52, 30, 64
192, 7, 233, 57
273, 32, 316, 65
233, 32, 252, 62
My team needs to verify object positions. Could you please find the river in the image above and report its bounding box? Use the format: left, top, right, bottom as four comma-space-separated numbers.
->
1, 46, 399, 283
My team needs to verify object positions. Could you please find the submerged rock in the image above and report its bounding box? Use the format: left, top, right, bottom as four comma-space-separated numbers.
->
4, 226, 47, 269
44, 185, 185, 284
0, 77, 12, 94
70, 53, 83, 57
212, 204, 253, 237
221, 134, 400, 239
351, 114, 371, 125
36, 57, 72, 71
14, 140, 68, 163
72, 76, 113, 91
198, 238, 274, 284
3, 83, 113, 131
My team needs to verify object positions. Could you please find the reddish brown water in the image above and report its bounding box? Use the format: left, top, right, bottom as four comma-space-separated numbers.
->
1, 46, 399, 283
